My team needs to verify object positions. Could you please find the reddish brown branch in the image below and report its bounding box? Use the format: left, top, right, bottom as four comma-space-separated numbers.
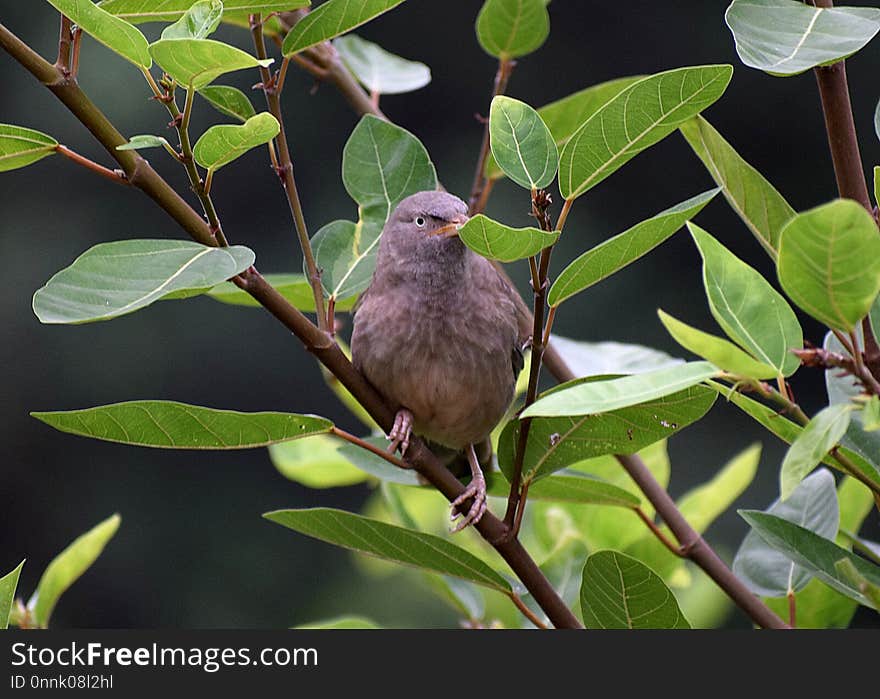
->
468, 58, 515, 215
56, 144, 129, 185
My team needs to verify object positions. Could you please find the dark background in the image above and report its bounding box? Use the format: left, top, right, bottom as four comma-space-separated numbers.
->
1, 0, 878, 628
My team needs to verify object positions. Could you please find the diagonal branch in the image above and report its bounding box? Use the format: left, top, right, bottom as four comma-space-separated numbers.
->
0, 21, 581, 630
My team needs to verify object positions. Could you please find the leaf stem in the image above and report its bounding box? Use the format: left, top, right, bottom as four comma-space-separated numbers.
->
468, 57, 515, 215
330, 426, 409, 470
55, 144, 129, 185
634, 507, 683, 557
251, 14, 329, 333
840, 530, 880, 564
787, 590, 796, 628
508, 591, 548, 629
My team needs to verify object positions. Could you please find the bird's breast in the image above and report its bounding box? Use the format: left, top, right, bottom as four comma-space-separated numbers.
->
351, 277, 519, 449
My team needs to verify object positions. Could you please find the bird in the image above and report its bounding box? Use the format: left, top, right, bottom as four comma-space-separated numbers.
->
351, 190, 526, 531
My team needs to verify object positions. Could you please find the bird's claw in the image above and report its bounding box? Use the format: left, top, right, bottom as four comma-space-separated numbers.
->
387, 409, 413, 456
450, 471, 487, 533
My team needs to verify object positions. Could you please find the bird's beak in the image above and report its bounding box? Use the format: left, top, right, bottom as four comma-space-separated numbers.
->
429, 213, 469, 238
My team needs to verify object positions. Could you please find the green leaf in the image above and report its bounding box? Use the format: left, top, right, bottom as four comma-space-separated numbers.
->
458, 214, 558, 262
550, 335, 683, 376
116, 134, 170, 150
264, 508, 512, 593
198, 85, 257, 123
780, 405, 853, 500
294, 616, 381, 629
679, 116, 795, 259
486, 472, 640, 508
658, 310, 777, 379
0, 561, 24, 630
734, 469, 838, 597
500, 383, 715, 481
690, 223, 802, 377
777, 199, 880, 333
580, 550, 690, 629
32, 401, 332, 449
102, 1, 310, 22
0, 124, 58, 172
283, 0, 405, 56
488, 96, 558, 190
725, 0, 880, 76
713, 383, 880, 492
486, 76, 644, 181
863, 396, 880, 431
269, 434, 368, 488
206, 273, 357, 312
313, 115, 436, 298
475, 0, 550, 59
30, 515, 120, 628
149, 38, 273, 90
193, 112, 279, 173
522, 361, 720, 418
835, 559, 880, 609
45, 0, 151, 68
559, 65, 732, 200
740, 509, 880, 609
33, 239, 255, 324
334, 34, 430, 95
160, 0, 223, 39
548, 189, 718, 307
337, 437, 421, 486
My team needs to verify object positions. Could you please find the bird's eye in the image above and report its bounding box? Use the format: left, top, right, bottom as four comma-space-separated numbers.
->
415, 216, 426, 228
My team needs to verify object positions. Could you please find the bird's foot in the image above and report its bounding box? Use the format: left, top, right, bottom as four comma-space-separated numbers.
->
450, 444, 487, 533
387, 409, 413, 455
450, 471, 487, 533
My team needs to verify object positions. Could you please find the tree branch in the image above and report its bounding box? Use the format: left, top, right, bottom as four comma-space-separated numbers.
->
809, 0, 880, 377
0, 21, 581, 630
504, 190, 556, 533
617, 452, 789, 628
468, 58, 515, 215
251, 15, 328, 332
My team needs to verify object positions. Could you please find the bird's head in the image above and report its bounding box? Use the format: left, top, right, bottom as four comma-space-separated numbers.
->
376, 191, 471, 277
387, 190, 469, 241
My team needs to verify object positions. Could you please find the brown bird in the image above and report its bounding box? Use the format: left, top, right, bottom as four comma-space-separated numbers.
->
351, 191, 526, 531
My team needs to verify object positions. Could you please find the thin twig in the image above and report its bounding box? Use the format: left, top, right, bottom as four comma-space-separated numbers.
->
163, 87, 229, 247
55, 144, 129, 185
509, 592, 548, 629
54, 14, 72, 74
468, 58, 514, 215
330, 426, 409, 470
634, 507, 683, 557
503, 191, 556, 533
251, 14, 329, 332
